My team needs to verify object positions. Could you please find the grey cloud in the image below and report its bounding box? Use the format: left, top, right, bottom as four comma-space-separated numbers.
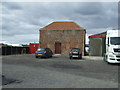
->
2, 2, 22, 10
74, 3, 104, 15
2, 2, 118, 44
2, 16, 40, 36
2, 34, 39, 44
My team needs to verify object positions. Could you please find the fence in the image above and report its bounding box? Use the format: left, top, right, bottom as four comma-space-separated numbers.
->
0, 46, 29, 55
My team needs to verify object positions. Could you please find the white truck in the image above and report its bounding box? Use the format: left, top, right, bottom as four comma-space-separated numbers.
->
104, 30, 120, 63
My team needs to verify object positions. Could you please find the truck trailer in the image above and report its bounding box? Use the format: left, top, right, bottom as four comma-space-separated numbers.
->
104, 30, 120, 63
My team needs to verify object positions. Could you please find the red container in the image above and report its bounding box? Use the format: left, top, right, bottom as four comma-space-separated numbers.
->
29, 43, 39, 54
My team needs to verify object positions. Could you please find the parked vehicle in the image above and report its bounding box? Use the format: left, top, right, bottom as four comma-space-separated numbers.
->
69, 48, 82, 59
35, 48, 53, 58
104, 30, 120, 63
85, 44, 89, 56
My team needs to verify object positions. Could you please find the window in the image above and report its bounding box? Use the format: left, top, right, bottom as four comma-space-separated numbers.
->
37, 48, 45, 51
110, 37, 120, 45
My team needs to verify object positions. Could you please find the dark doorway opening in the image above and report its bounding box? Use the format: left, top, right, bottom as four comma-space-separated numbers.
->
55, 42, 61, 54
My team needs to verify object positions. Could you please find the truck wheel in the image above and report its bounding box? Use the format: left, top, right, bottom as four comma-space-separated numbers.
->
79, 56, 82, 59
70, 56, 72, 59
103, 55, 106, 61
36, 56, 38, 58
103, 54, 107, 62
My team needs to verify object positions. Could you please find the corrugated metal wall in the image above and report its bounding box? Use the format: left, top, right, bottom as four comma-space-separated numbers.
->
89, 32, 106, 56
29, 43, 39, 54
89, 38, 102, 56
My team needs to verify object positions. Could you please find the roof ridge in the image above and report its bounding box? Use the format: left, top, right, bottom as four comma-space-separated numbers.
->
53, 21, 75, 23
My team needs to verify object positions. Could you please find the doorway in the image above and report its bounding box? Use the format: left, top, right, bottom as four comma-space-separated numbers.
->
55, 42, 61, 54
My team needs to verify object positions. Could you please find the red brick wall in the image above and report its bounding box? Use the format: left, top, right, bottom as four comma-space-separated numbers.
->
40, 30, 86, 56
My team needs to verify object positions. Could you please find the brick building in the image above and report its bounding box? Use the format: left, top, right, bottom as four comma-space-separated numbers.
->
39, 21, 86, 55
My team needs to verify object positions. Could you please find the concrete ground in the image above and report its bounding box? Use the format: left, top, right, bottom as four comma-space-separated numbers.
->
1, 54, 119, 88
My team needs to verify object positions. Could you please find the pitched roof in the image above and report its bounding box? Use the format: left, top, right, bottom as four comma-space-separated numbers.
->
40, 21, 83, 30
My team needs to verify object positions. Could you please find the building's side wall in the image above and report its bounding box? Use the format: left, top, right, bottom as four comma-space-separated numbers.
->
89, 38, 102, 56
89, 32, 106, 56
40, 30, 85, 56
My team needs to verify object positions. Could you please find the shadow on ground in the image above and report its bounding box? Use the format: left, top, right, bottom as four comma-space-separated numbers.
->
2, 75, 22, 85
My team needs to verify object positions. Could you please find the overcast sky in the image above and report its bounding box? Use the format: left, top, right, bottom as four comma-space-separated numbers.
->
1, 2, 118, 44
